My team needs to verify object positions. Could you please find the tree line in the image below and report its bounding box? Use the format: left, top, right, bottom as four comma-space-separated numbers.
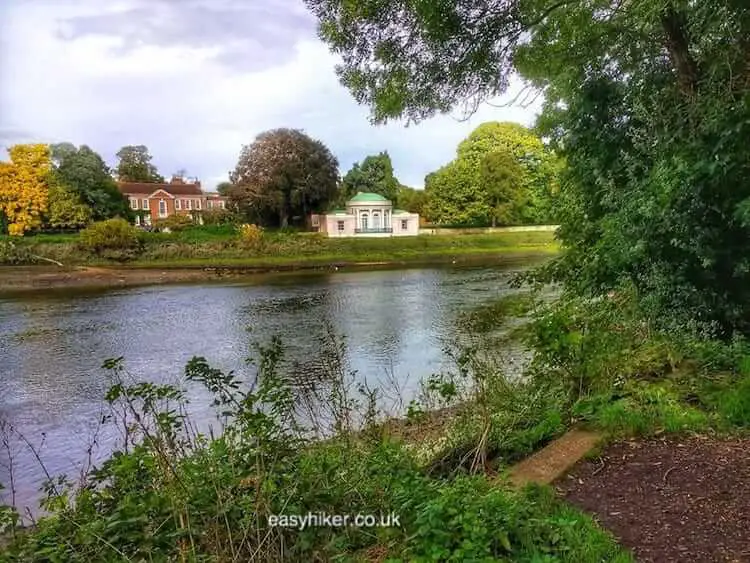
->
226, 123, 561, 228
1, 122, 561, 235
0, 143, 197, 235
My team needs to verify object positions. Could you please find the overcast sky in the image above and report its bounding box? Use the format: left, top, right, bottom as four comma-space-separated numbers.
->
0, 0, 542, 190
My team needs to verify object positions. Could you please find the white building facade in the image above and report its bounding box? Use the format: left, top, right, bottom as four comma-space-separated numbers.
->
312, 192, 419, 237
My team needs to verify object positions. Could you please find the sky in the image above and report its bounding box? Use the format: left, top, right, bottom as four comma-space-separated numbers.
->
0, 0, 542, 190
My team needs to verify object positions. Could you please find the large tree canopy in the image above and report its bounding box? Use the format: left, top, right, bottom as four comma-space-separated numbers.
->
52, 144, 130, 221
229, 129, 339, 227
425, 121, 558, 226
340, 151, 400, 203
115, 145, 164, 183
307, 0, 750, 335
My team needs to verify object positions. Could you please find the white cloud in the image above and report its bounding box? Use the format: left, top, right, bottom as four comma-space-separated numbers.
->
0, 0, 542, 189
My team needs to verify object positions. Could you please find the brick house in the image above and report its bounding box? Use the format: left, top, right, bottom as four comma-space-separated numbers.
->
117, 178, 228, 226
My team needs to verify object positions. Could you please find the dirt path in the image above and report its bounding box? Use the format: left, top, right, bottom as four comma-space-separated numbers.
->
556, 436, 750, 563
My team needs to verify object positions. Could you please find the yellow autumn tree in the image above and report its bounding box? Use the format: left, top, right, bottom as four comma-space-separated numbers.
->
0, 144, 52, 236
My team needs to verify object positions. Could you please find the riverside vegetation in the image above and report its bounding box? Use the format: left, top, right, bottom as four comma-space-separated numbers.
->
3, 281, 750, 562
0, 219, 558, 270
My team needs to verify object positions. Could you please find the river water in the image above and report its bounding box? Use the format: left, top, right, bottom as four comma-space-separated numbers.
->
0, 258, 546, 510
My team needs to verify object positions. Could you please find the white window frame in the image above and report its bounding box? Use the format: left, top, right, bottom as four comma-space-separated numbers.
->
219, 200, 226, 209
142, 198, 149, 210
130, 198, 138, 209
337, 220, 345, 233
186, 199, 192, 210
401, 219, 408, 230
175, 199, 182, 210
196, 199, 202, 210
158, 199, 167, 218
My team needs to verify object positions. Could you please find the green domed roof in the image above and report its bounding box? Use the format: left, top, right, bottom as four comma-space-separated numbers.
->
348, 192, 389, 203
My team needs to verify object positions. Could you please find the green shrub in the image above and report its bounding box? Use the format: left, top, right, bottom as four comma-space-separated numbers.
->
152, 214, 194, 232
0, 240, 35, 265
78, 218, 142, 261
710, 374, 750, 427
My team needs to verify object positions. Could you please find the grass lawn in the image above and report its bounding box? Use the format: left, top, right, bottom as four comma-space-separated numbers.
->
3, 227, 560, 269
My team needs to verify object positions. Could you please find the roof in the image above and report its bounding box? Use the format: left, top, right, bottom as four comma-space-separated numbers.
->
117, 182, 202, 196
331, 208, 349, 215
393, 209, 410, 214
348, 192, 389, 203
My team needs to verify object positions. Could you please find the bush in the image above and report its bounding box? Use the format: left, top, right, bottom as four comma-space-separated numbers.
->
78, 218, 142, 261
0, 240, 35, 265
236, 223, 264, 251
152, 214, 194, 232
200, 208, 236, 226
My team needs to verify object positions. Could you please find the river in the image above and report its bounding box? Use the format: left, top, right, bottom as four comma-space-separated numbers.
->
0, 258, 545, 511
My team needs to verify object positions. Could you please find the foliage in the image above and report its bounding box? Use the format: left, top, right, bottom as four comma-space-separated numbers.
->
216, 181, 233, 196
0, 336, 630, 563
0, 144, 51, 236
424, 122, 560, 226
306, 0, 750, 336
78, 218, 143, 261
236, 223, 265, 251
340, 151, 400, 203
152, 213, 194, 232
397, 185, 430, 217
44, 182, 93, 230
51, 143, 131, 222
229, 129, 339, 228
424, 158, 491, 226
200, 207, 236, 226
115, 145, 164, 183
0, 240, 36, 265
481, 150, 525, 227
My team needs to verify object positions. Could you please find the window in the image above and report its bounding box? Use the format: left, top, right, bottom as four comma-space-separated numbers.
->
401, 219, 408, 230
158, 200, 167, 218
207, 200, 213, 210
337, 221, 345, 233
372, 212, 381, 229
186, 199, 192, 210
361, 213, 368, 231
311, 215, 320, 227
142, 199, 149, 210
176, 199, 182, 210
219, 201, 225, 209
196, 199, 202, 210
130, 198, 138, 209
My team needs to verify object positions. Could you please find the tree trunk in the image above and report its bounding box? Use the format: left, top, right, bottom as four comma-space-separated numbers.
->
491, 215, 497, 228
660, 8, 699, 97
280, 209, 289, 228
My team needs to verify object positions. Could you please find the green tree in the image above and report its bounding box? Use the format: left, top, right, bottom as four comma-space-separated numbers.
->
51, 144, 130, 221
115, 145, 164, 183
45, 182, 93, 230
340, 151, 400, 203
216, 181, 233, 196
229, 129, 339, 227
424, 122, 558, 226
424, 159, 490, 226
307, 0, 750, 334
397, 185, 429, 217
480, 151, 524, 227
